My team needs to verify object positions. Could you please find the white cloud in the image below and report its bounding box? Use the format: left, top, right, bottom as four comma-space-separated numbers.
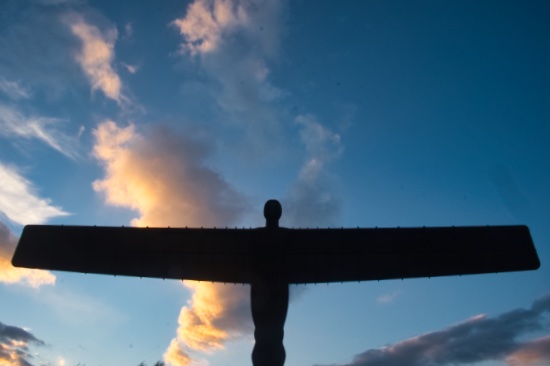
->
65, 13, 123, 103
0, 77, 31, 100
121, 62, 139, 74
0, 162, 69, 225
0, 103, 80, 159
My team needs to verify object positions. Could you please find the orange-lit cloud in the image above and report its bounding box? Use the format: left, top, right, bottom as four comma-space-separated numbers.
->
92, 120, 245, 228
164, 339, 192, 366
92, 120, 249, 365
172, 0, 249, 55
0, 221, 56, 288
66, 13, 122, 103
176, 281, 251, 350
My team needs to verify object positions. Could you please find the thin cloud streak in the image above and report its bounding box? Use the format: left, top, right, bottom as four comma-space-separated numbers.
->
324, 294, 550, 366
0, 320, 45, 366
0, 78, 31, 100
0, 162, 69, 226
0, 220, 56, 288
0, 103, 80, 159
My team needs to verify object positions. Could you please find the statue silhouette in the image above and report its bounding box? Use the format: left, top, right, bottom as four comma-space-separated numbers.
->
12, 199, 540, 366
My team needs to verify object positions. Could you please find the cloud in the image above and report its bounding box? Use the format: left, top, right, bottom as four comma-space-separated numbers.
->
284, 114, 344, 227
0, 220, 56, 288
121, 62, 139, 74
324, 294, 550, 366
174, 281, 251, 351
0, 320, 45, 366
0, 78, 31, 100
92, 120, 246, 227
376, 291, 400, 305
172, 0, 249, 56
0, 162, 69, 226
91, 120, 250, 365
164, 339, 192, 366
0, 103, 80, 159
506, 336, 550, 366
65, 13, 123, 103
172, 0, 286, 155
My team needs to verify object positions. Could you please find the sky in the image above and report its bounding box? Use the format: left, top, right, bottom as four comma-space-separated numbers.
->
0, 0, 549, 365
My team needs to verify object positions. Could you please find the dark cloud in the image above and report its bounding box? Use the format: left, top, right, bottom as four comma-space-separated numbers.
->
507, 335, 550, 366
0, 321, 45, 366
320, 294, 550, 366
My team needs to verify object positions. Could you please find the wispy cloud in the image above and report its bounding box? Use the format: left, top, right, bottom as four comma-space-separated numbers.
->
0, 220, 56, 288
121, 62, 139, 74
0, 162, 69, 226
376, 291, 400, 305
284, 114, 344, 227
324, 294, 550, 366
0, 320, 45, 366
0, 77, 31, 100
91, 120, 249, 365
172, 0, 286, 154
65, 13, 124, 104
0, 103, 80, 159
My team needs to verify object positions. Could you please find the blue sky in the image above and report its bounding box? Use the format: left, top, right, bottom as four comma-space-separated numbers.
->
0, 1, 549, 365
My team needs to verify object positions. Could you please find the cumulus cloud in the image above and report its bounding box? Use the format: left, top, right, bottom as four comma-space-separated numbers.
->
0, 220, 56, 287
91, 120, 250, 365
175, 281, 251, 350
0, 162, 69, 225
172, 0, 286, 154
284, 114, 343, 227
325, 294, 550, 366
0, 103, 80, 159
65, 13, 123, 103
0, 320, 45, 366
92, 120, 246, 227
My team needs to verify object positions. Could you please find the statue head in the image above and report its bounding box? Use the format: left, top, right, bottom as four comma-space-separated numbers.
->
264, 200, 282, 228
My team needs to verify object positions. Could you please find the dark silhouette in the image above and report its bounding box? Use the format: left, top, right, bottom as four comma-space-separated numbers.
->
12, 200, 540, 366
